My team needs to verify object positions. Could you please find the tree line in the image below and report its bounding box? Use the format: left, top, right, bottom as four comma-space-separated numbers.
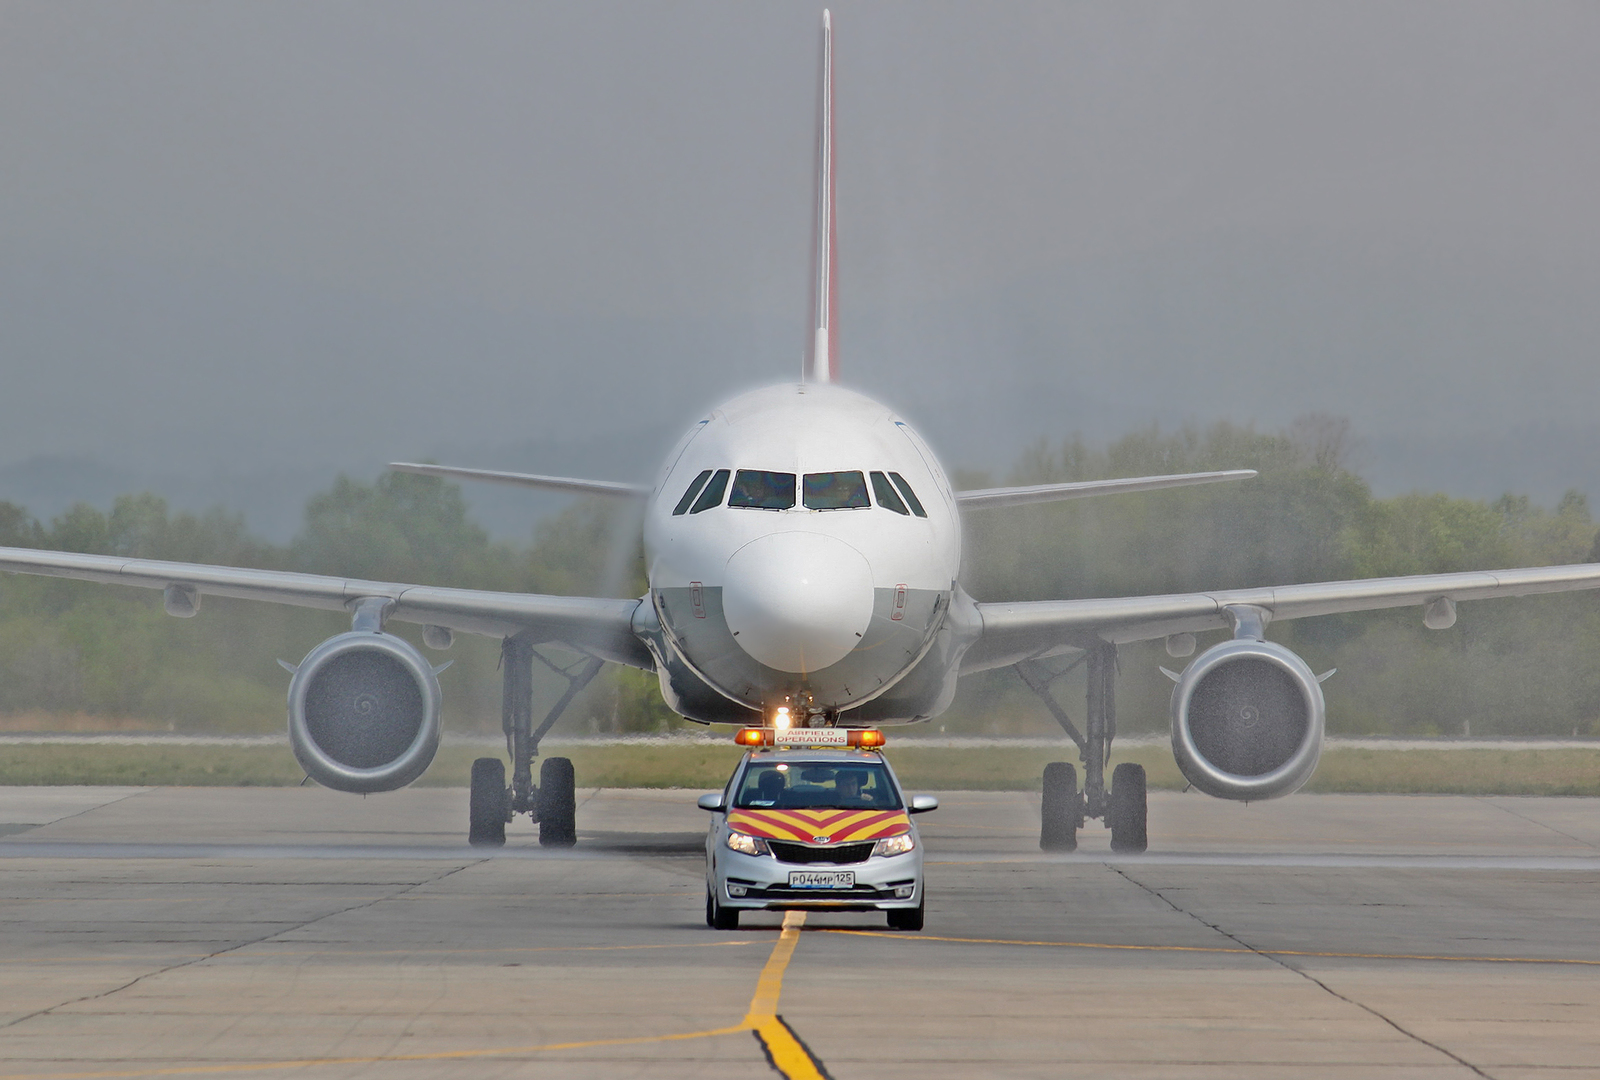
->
0, 417, 1595, 737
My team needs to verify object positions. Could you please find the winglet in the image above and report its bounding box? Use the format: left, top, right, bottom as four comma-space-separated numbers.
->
803, 10, 838, 384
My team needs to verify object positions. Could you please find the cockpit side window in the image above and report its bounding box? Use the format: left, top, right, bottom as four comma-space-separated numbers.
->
689, 469, 730, 513
803, 471, 870, 510
672, 470, 714, 516
870, 471, 909, 515
729, 470, 796, 510
889, 472, 928, 518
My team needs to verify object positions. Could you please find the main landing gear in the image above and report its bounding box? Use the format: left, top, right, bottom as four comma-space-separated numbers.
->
1019, 641, 1148, 853
468, 632, 601, 848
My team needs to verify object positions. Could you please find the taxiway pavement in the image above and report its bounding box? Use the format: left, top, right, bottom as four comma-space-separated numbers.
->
2, 785, 1599, 1079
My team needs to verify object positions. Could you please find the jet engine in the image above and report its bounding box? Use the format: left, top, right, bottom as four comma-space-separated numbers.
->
287, 631, 443, 793
1170, 638, 1324, 801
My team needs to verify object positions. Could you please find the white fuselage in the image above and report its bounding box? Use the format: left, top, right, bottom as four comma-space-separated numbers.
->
635, 383, 968, 726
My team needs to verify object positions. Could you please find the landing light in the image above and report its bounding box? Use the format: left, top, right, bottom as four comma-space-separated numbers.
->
733, 727, 887, 749
773, 706, 792, 730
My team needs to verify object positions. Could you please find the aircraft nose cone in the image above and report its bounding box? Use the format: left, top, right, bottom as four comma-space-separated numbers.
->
722, 532, 874, 673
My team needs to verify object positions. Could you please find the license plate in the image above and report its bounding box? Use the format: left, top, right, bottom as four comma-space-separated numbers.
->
788, 870, 855, 889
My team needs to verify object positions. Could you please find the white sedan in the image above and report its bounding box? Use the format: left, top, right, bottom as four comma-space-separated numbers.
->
699, 746, 937, 931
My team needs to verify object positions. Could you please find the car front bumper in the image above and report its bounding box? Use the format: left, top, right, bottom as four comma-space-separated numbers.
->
712, 846, 922, 910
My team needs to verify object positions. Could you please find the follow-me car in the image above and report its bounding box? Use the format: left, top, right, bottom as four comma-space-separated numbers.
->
699, 728, 937, 930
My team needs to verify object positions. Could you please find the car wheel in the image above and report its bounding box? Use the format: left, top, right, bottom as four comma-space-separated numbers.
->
708, 888, 739, 930
887, 898, 924, 931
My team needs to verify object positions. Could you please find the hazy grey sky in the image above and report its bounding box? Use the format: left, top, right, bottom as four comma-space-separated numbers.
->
3, 2, 1599, 534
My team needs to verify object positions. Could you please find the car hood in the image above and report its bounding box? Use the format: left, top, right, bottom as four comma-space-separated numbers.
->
727, 808, 911, 844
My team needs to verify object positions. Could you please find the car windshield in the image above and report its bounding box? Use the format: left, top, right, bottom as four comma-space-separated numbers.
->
734, 760, 902, 811
728, 470, 796, 510
803, 471, 870, 510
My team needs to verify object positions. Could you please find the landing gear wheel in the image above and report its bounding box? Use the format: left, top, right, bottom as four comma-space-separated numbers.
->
706, 888, 739, 930
1040, 761, 1079, 852
887, 898, 925, 931
468, 757, 508, 848
1108, 762, 1148, 853
537, 756, 577, 848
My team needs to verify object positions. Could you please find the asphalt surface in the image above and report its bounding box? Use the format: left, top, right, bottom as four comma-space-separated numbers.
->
2, 785, 1599, 1079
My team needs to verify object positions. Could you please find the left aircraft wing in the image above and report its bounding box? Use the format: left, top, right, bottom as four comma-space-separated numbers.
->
0, 546, 652, 668
964, 562, 1600, 672
955, 469, 1257, 510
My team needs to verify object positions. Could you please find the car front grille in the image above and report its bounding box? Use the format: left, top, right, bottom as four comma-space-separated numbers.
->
768, 840, 875, 865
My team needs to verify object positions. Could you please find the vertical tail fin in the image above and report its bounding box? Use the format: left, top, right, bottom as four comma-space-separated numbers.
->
803, 10, 838, 384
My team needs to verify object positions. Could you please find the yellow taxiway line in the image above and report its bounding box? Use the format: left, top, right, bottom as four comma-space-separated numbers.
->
0, 912, 827, 1080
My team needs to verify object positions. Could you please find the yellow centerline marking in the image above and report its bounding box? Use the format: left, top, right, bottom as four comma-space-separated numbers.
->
816, 928, 1600, 967
0, 914, 825, 1080
745, 912, 829, 1080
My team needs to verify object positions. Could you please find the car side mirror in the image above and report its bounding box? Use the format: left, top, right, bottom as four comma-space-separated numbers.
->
697, 792, 726, 812
908, 794, 939, 814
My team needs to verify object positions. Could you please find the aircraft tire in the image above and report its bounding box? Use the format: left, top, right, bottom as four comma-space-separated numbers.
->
1040, 761, 1079, 851
1108, 762, 1148, 853
468, 757, 508, 848
538, 756, 578, 848
887, 898, 925, 931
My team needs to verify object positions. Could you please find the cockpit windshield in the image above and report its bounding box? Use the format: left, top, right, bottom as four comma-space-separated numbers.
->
728, 470, 796, 510
803, 471, 870, 510
674, 467, 925, 516
734, 760, 902, 810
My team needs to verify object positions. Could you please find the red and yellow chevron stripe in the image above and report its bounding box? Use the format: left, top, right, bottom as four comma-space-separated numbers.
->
727, 808, 910, 844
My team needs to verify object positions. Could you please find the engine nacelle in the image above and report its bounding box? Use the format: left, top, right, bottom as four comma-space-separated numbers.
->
1170, 638, 1324, 801
287, 631, 442, 794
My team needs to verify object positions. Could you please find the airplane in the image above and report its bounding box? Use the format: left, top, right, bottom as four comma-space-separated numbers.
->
5, 11, 1600, 853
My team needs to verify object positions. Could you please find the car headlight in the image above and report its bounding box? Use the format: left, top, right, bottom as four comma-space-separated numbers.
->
725, 831, 771, 857
872, 833, 916, 857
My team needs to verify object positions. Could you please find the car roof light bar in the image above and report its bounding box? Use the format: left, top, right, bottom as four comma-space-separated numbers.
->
734, 727, 886, 749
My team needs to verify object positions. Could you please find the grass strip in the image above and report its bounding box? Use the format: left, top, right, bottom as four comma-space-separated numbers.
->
0, 743, 1598, 795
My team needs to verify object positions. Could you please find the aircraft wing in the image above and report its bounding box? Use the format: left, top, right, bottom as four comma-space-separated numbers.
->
389, 463, 651, 498
0, 546, 651, 668
955, 470, 1257, 510
964, 562, 1600, 672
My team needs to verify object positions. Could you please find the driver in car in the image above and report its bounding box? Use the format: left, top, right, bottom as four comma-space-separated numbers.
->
833, 769, 875, 807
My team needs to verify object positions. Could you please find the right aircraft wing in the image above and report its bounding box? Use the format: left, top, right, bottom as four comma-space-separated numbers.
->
388, 463, 651, 498
964, 562, 1600, 672
0, 546, 652, 668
